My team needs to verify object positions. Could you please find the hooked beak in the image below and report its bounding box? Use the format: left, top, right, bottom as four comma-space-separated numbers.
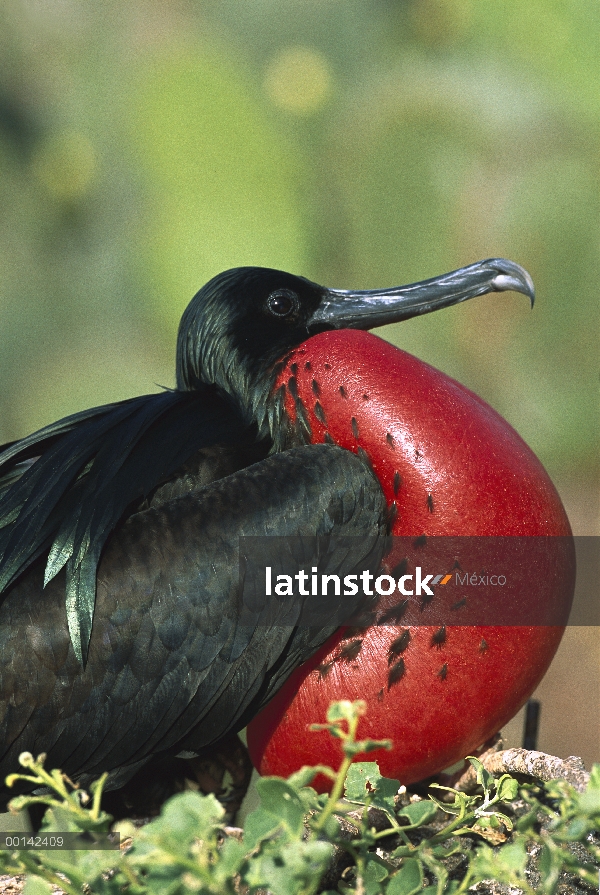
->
307, 258, 535, 332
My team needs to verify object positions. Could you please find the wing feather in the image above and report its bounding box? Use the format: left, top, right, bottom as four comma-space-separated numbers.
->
0, 387, 258, 661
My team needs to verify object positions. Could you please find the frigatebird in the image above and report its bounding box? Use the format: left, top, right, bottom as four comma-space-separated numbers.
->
0, 259, 533, 809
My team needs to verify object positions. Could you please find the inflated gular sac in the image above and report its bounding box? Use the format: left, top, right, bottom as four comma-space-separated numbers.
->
247, 330, 575, 788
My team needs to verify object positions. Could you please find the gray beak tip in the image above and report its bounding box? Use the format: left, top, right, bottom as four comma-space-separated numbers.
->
490, 260, 535, 307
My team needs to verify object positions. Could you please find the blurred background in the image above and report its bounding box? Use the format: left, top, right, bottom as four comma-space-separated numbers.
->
0, 0, 598, 765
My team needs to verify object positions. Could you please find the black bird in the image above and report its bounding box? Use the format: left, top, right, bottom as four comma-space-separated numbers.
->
0, 259, 533, 809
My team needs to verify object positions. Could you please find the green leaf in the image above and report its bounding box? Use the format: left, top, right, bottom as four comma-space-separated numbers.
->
588, 763, 600, 789
244, 778, 306, 849
430, 843, 463, 859
362, 854, 389, 895
22, 878, 54, 895
566, 817, 590, 839
386, 858, 423, 895
537, 842, 563, 894
467, 756, 492, 793
344, 762, 400, 812
496, 775, 519, 802
46, 846, 122, 885
427, 786, 472, 815
287, 765, 330, 790
344, 762, 381, 800
578, 787, 600, 816
397, 799, 438, 826
243, 806, 282, 850
244, 840, 332, 895
279, 768, 326, 816
321, 813, 341, 839
369, 775, 400, 812
493, 811, 513, 830
515, 808, 538, 832
41, 803, 112, 837
41, 805, 83, 835
468, 843, 503, 881
147, 790, 224, 850
134, 864, 183, 895
257, 778, 306, 831
494, 839, 528, 873
214, 836, 246, 881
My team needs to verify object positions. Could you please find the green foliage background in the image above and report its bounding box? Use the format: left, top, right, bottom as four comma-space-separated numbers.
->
0, 0, 598, 492
2, 703, 599, 894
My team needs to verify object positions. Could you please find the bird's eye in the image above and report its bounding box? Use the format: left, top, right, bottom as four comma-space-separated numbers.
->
267, 289, 297, 317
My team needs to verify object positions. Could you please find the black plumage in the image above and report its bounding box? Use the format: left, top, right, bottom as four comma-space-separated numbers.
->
0, 259, 534, 804
0, 445, 386, 803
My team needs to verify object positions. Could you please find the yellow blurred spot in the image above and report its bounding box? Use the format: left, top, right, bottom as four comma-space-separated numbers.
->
264, 46, 332, 115
410, 0, 473, 45
32, 132, 96, 201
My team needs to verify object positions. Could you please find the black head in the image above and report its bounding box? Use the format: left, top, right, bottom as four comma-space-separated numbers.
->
176, 260, 534, 432
176, 267, 327, 395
